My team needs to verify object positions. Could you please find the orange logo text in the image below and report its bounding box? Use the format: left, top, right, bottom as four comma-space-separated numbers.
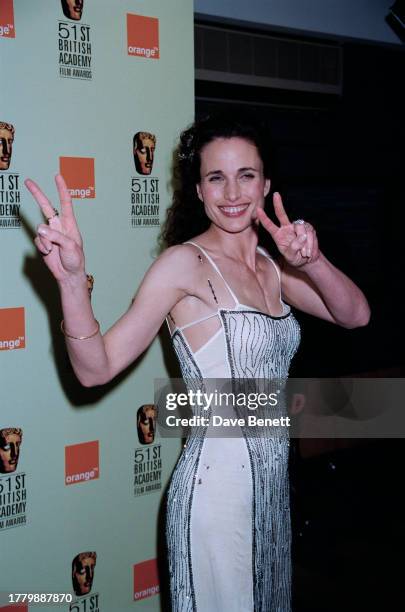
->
133, 558, 160, 601
65, 440, 99, 485
127, 14, 159, 59
59, 157, 95, 199
0, 0, 15, 38
0, 307, 25, 351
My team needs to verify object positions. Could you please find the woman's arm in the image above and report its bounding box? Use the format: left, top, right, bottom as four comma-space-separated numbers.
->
58, 247, 191, 386
279, 253, 371, 328
25, 175, 195, 387
256, 193, 370, 328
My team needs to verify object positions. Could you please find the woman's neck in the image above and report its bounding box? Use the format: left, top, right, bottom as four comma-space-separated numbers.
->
200, 224, 260, 270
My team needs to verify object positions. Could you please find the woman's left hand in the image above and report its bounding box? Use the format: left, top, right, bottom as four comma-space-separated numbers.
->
256, 192, 320, 268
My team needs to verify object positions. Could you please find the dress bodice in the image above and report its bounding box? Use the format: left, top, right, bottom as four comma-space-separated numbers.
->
168, 241, 301, 384
171, 304, 300, 382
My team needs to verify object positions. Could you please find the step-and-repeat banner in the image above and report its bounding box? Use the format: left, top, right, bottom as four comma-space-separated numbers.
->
0, 1, 194, 610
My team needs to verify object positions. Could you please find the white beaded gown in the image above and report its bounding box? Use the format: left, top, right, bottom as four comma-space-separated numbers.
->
165, 241, 301, 612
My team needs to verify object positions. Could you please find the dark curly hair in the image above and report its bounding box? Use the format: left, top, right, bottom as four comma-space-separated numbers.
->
160, 112, 277, 251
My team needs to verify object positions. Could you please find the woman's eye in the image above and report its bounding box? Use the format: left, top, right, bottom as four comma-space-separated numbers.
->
241, 173, 255, 180
208, 175, 223, 182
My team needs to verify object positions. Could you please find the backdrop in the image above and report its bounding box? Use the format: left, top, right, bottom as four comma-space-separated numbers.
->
0, 1, 194, 610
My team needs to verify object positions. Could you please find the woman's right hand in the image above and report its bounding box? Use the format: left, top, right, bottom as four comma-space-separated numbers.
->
25, 174, 86, 284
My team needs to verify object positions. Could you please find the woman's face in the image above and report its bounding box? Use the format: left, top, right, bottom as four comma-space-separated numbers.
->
196, 137, 270, 233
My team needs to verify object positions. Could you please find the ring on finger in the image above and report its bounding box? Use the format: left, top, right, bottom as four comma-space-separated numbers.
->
47, 207, 59, 222
293, 219, 305, 225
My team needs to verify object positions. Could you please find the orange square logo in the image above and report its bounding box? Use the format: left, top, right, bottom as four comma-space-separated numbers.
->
65, 440, 99, 485
59, 157, 95, 199
0, 0, 15, 38
133, 559, 160, 601
127, 14, 159, 59
0, 307, 25, 351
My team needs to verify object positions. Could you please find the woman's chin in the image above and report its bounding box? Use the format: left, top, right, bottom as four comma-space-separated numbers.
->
210, 218, 258, 235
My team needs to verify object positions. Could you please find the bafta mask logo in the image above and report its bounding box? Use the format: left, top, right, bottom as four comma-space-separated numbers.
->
137, 405, 156, 445
72, 552, 97, 596
133, 132, 156, 175
61, 0, 84, 21
0, 427, 22, 474
0, 122, 14, 171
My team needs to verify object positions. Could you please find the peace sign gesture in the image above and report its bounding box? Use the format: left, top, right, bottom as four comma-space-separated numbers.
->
256, 192, 320, 268
25, 174, 86, 283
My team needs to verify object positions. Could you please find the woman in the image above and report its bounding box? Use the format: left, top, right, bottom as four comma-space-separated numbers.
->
26, 114, 370, 611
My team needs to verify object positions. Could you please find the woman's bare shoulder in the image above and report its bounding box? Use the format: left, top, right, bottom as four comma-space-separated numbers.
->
157, 243, 202, 267
146, 243, 202, 287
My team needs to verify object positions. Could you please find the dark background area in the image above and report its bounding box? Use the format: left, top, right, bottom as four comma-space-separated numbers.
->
196, 39, 404, 378
196, 28, 405, 612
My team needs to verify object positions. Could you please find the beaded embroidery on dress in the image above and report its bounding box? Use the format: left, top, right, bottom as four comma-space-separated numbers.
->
166, 241, 301, 612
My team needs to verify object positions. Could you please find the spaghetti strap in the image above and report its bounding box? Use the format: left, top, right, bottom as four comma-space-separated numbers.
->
256, 246, 281, 282
256, 245, 283, 305
166, 311, 220, 336
178, 311, 219, 332
184, 241, 239, 306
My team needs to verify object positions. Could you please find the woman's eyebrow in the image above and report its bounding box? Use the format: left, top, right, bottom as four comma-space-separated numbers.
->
204, 169, 223, 177
204, 166, 259, 177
